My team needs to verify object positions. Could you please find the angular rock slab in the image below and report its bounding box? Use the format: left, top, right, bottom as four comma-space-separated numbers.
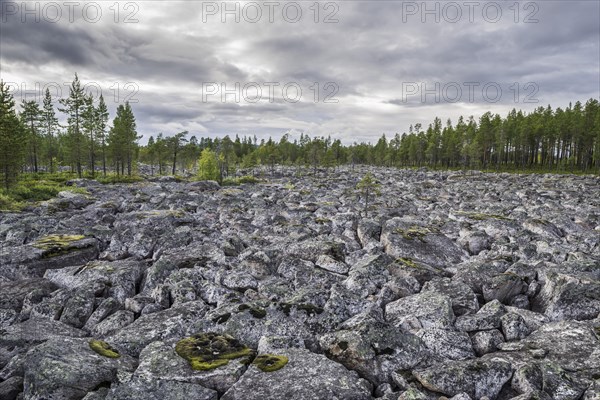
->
386, 292, 455, 330
133, 340, 247, 394
106, 300, 208, 356
0, 235, 99, 280
413, 356, 513, 399
221, 348, 373, 400
23, 337, 136, 400
319, 311, 427, 385
105, 378, 217, 400
381, 217, 467, 269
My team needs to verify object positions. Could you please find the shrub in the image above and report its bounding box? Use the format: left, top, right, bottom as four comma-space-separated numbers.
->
97, 175, 143, 184
237, 175, 259, 184
0, 193, 21, 211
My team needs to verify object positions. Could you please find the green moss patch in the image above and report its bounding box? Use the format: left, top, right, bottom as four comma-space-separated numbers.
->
396, 257, 420, 269
252, 354, 288, 372
175, 332, 255, 371
394, 226, 433, 242
33, 234, 89, 258
455, 211, 510, 221
89, 339, 120, 358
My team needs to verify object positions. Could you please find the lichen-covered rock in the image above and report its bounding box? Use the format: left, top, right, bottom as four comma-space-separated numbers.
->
45, 259, 148, 305
106, 300, 208, 356
534, 269, 600, 321
502, 320, 600, 377
319, 310, 427, 385
381, 217, 467, 268
455, 300, 506, 332
416, 328, 475, 361
105, 377, 218, 400
0, 235, 99, 280
132, 338, 248, 394
0, 318, 87, 369
22, 337, 136, 400
421, 277, 479, 316
413, 357, 513, 399
512, 361, 589, 399
501, 312, 531, 341
386, 292, 455, 330
221, 347, 373, 400
471, 329, 505, 356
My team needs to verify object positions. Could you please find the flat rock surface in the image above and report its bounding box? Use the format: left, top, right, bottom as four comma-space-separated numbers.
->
0, 167, 599, 399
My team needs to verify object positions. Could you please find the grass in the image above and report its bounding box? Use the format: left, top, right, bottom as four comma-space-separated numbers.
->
0, 176, 90, 211
96, 174, 144, 184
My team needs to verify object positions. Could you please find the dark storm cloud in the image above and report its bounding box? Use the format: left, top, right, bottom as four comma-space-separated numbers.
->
1, 0, 598, 143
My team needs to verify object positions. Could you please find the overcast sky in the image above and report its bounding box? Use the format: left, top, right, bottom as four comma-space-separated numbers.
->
1, 0, 599, 144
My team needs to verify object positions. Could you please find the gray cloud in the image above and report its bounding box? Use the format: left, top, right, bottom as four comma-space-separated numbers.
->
1, 0, 598, 143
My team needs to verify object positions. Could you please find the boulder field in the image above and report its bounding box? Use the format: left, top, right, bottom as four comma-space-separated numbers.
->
1, 167, 599, 400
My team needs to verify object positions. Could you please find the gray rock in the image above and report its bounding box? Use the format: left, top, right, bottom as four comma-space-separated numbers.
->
455, 300, 506, 332
22, 337, 136, 400
471, 329, 504, 356
416, 328, 475, 361
221, 347, 373, 400
316, 254, 349, 274
106, 300, 208, 356
421, 278, 479, 316
386, 292, 455, 331
0, 376, 23, 400
0, 235, 99, 280
106, 377, 217, 400
413, 356, 513, 399
501, 312, 531, 341
92, 310, 135, 336
320, 310, 427, 385
381, 217, 467, 269
133, 340, 247, 394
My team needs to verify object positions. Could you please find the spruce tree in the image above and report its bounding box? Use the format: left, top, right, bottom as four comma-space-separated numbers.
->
0, 81, 26, 188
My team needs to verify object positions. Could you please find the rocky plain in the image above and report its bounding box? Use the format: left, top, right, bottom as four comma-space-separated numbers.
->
0, 166, 599, 400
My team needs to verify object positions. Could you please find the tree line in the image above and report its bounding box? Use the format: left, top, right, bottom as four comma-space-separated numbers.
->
0, 74, 139, 188
141, 98, 600, 178
1, 74, 599, 189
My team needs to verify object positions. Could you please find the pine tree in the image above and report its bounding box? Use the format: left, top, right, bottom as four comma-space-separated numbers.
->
0, 81, 26, 188
20, 99, 42, 173
82, 94, 96, 177
41, 89, 59, 173
59, 74, 86, 178
356, 172, 380, 217
95, 95, 109, 176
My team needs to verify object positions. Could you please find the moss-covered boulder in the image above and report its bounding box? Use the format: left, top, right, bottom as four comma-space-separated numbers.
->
133, 339, 249, 394
221, 347, 372, 400
175, 332, 254, 371
0, 234, 99, 280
